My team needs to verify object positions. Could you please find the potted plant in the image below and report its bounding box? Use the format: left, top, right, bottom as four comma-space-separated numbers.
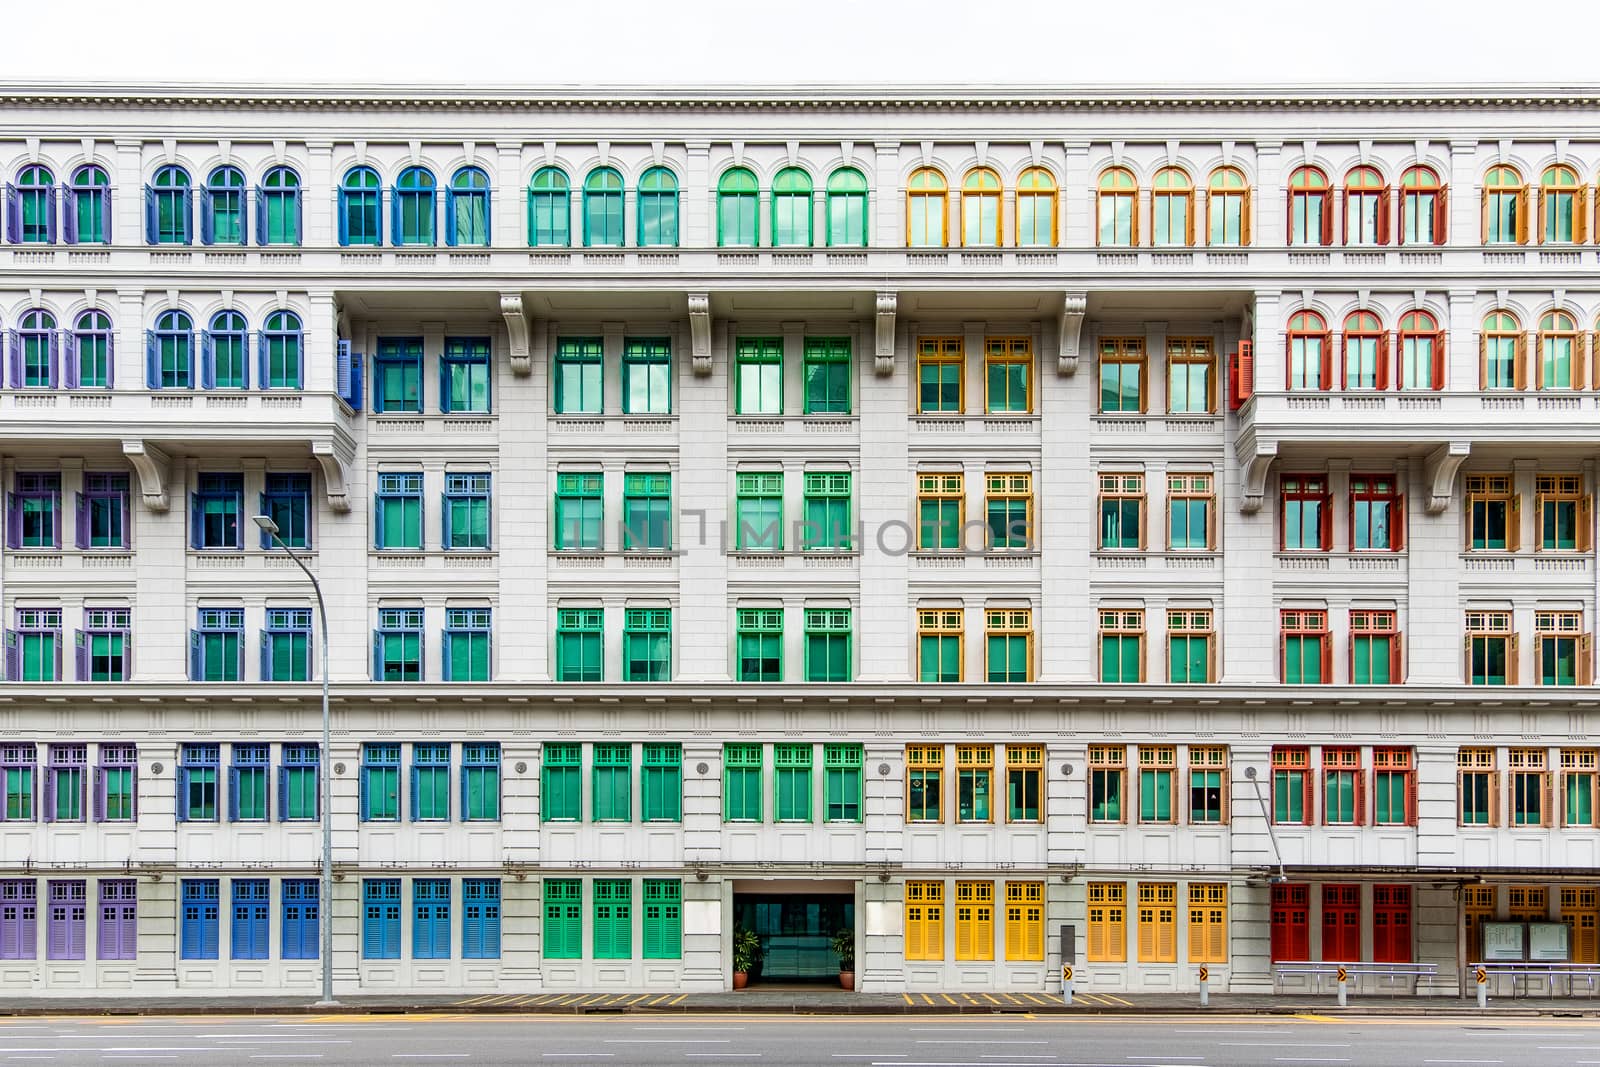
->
831, 928, 856, 991
731, 926, 762, 990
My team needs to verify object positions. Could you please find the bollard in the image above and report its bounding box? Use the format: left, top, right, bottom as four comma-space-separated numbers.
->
1476, 966, 1488, 1009
1062, 964, 1075, 1006
1198, 966, 1210, 1007
1336, 965, 1349, 1007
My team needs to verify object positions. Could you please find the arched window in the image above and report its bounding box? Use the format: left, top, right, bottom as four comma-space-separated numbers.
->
393, 166, 436, 246
67, 165, 111, 244
146, 164, 192, 245
447, 167, 490, 247
202, 166, 245, 246
1207, 167, 1250, 246
1397, 310, 1443, 391
1400, 166, 1445, 246
1285, 310, 1331, 391
771, 167, 813, 247
14, 309, 57, 388
1015, 167, 1056, 246
1538, 310, 1581, 390
582, 167, 624, 247
1483, 165, 1527, 244
1481, 310, 1523, 390
1342, 311, 1386, 390
258, 166, 301, 246
1152, 167, 1193, 247
1097, 167, 1137, 246
339, 166, 382, 246
1540, 165, 1586, 244
71, 310, 114, 389
638, 167, 679, 247
149, 310, 195, 389
717, 167, 759, 247
204, 310, 249, 389
527, 167, 570, 247
11, 165, 55, 244
1287, 167, 1330, 246
826, 167, 868, 247
961, 167, 1001, 246
905, 167, 947, 248
262, 310, 304, 390
1344, 166, 1387, 246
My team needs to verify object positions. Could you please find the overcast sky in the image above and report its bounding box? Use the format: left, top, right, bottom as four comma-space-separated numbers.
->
4, 0, 1577, 86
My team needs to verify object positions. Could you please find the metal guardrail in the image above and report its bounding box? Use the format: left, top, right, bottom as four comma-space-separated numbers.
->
1272, 961, 1438, 996
1470, 962, 1600, 998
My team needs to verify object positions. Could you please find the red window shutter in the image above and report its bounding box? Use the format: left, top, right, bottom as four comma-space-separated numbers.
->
1303, 768, 1315, 824
1434, 185, 1449, 245
1392, 493, 1405, 552
1404, 770, 1417, 825
1377, 187, 1392, 245
1335, 330, 1346, 389
1320, 191, 1334, 245
1376, 331, 1391, 390
1319, 629, 1333, 684
1285, 192, 1295, 245
1283, 334, 1294, 388
1229, 340, 1254, 408
1319, 331, 1333, 390
1388, 331, 1401, 390
1319, 491, 1333, 550
1431, 330, 1447, 389
1354, 770, 1367, 826
1391, 634, 1404, 687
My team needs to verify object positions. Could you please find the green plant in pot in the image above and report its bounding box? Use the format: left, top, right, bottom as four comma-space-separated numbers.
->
732, 927, 763, 989
831, 927, 856, 991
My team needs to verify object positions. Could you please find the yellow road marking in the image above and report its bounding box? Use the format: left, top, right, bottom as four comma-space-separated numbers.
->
982, 994, 1001, 1005
1024, 993, 1051, 1006
1107, 994, 1134, 1006
1294, 1014, 1339, 1022
902, 993, 914, 1005
921, 993, 934, 1005
940, 993, 956, 1005
649, 994, 672, 1005
670, 994, 687, 1005
456, 995, 492, 1006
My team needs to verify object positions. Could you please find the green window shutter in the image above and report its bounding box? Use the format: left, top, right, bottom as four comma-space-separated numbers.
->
724, 743, 763, 821
593, 744, 632, 821
543, 879, 582, 959
642, 879, 682, 959
804, 608, 852, 682
555, 608, 604, 682
642, 743, 682, 822
824, 744, 863, 822
594, 879, 632, 959
775, 743, 813, 822
542, 743, 582, 821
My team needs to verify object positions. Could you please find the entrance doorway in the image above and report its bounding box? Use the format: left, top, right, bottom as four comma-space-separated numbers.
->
734, 892, 854, 983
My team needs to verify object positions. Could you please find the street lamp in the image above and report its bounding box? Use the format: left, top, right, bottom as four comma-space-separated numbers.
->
254, 513, 338, 1007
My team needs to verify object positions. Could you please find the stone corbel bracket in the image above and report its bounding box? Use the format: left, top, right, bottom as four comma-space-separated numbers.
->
874, 291, 897, 376
1425, 441, 1472, 515
1058, 291, 1088, 376
312, 438, 355, 514
1237, 437, 1277, 514
500, 293, 532, 377
121, 440, 170, 512
688, 293, 712, 376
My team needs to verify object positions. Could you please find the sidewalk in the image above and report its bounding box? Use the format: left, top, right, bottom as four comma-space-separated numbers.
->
1, 988, 1598, 1017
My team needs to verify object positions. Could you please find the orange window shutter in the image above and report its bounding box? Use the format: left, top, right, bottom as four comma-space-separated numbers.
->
1508, 497, 1522, 552
1517, 188, 1530, 243
1516, 333, 1530, 390
1545, 772, 1556, 828
1185, 191, 1195, 246
1389, 331, 1402, 390
1320, 191, 1334, 245
1283, 335, 1294, 388
1376, 331, 1391, 390
1378, 187, 1393, 245
1393, 493, 1406, 553
1241, 187, 1252, 245
1480, 186, 1491, 242
1478, 333, 1489, 390
1285, 191, 1295, 244
1580, 634, 1593, 686
1536, 189, 1546, 244
1432, 330, 1447, 390
1319, 631, 1333, 684
1238, 339, 1254, 400
1434, 185, 1449, 245
1578, 496, 1592, 552
1576, 186, 1590, 243
1278, 632, 1287, 682
1404, 770, 1417, 825
1391, 631, 1405, 685
1354, 770, 1367, 826
1319, 331, 1334, 389
1508, 634, 1519, 685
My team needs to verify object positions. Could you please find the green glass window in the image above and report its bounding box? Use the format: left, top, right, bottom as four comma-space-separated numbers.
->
1485, 165, 1523, 244
623, 609, 670, 681
556, 608, 603, 682
84, 608, 129, 682
1273, 770, 1304, 823
918, 609, 962, 683
907, 746, 942, 821
443, 472, 491, 550
1374, 765, 1408, 825
622, 472, 671, 551
1015, 167, 1056, 246
957, 745, 992, 821
641, 743, 681, 822
441, 336, 490, 413
11, 472, 58, 550
1351, 635, 1392, 685
73, 311, 113, 389
771, 167, 813, 247
1283, 636, 1325, 685
1208, 167, 1247, 245
1097, 167, 1136, 246
593, 880, 632, 960
592, 743, 631, 821
339, 166, 381, 246
100, 745, 137, 821
70, 165, 110, 245
1167, 634, 1210, 684
824, 744, 863, 822
375, 473, 423, 550
736, 608, 783, 682
622, 338, 671, 415
150, 165, 191, 244
263, 607, 311, 682
803, 337, 851, 414
413, 743, 450, 821
205, 310, 248, 390
1098, 611, 1144, 683
47, 745, 84, 821
262, 310, 303, 390
825, 167, 868, 247
463, 744, 500, 821
541, 743, 581, 821
917, 338, 963, 413
985, 338, 1031, 413
555, 337, 603, 414
802, 472, 851, 551
153, 309, 194, 389
1542, 165, 1580, 243
962, 168, 1001, 246
1325, 769, 1357, 824
282, 745, 319, 821
1006, 746, 1042, 822
1139, 765, 1172, 823
642, 880, 682, 959
804, 608, 852, 683
361, 743, 400, 822
1098, 339, 1144, 412
543, 879, 582, 959
906, 168, 947, 247
735, 472, 783, 551
736, 337, 783, 415
229, 744, 267, 821
583, 168, 624, 247
193, 608, 243, 682
374, 338, 422, 413
718, 167, 759, 247
204, 166, 244, 245
724, 743, 763, 821
444, 607, 491, 682
528, 167, 570, 246
259, 166, 300, 245
394, 166, 436, 246
14, 310, 54, 388
2, 747, 34, 821
447, 167, 490, 247
1189, 762, 1224, 824
375, 607, 424, 682
554, 472, 603, 550
14, 608, 59, 682
1099, 474, 1144, 549
775, 744, 813, 821
637, 167, 679, 247
985, 615, 1030, 683
1090, 762, 1122, 823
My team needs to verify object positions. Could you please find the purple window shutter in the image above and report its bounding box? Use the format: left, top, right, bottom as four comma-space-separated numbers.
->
3, 631, 16, 682
74, 631, 87, 681
60, 186, 77, 245
120, 486, 130, 547
47, 331, 59, 389
103, 189, 112, 244
91, 768, 104, 822
105, 332, 115, 389
53, 628, 62, 676
6, 496, 20, 550
96, 896, 113, 956
254, 188, 266, 245
74, 492, 86, 550
44, 188, 56, 244
122, 629, 132, 680
130, 765, 138, 819
5, 185, 19, 244
42, 769, 54, 823
63, 332, 78, 390
7, 329, 20, 389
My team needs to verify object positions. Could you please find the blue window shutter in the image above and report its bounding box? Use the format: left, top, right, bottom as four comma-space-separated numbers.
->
441, 630, 453, 682
291, 190, 303, 246
240, 333, 250, 390
371, 631, 382, 681
441, 493, 453, 548
199, 332, 215, 390
234, 626, 244, 680
232, 487, 243, 548
357, 765, 369, 821
445, 190, 457, 247
181, 189, 194, 244
259, 629, 271, 681
483, 192, 492, 248
485, 898, 501, 958
485, 483, 494, 550
361, 903, 376, 959
337, 190, 349, 247
186, 331, 197, 389
188, 491, 202, 549
199, 189, 214, 245
176, 768, 190, 822
253, 188, 266, 245
419, 629, 426, 682
408, 765, 420, 822
460, 760, 470, 822
144, 330, 159, 389
390, 187, 401, 244
438, 357, 450, 413
255, 332, 267, 390
188, 630, 201, 680
373, 493, 386, 550
143, 186, 157, 244
276, 766, 287, 823
4, 184, 17, 243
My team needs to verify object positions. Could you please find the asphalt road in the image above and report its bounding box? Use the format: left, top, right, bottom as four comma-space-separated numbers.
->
1, 1014, 1598, 1066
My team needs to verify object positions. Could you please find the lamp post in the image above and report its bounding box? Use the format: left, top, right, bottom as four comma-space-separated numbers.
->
254, 514, 338, 1007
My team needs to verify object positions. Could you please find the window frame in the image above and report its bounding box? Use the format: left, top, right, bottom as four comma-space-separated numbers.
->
1098, 607, 1145, 683
916, 607, 963, 682
1349, 609, 1402, 685
1166, 336, 1215, 413
916, 336, 964, 413
1098, 337, 1146, 412
1280, 608, 1331, 685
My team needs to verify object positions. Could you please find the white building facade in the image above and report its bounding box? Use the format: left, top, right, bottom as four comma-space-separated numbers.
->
0, 83, 1597, 999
